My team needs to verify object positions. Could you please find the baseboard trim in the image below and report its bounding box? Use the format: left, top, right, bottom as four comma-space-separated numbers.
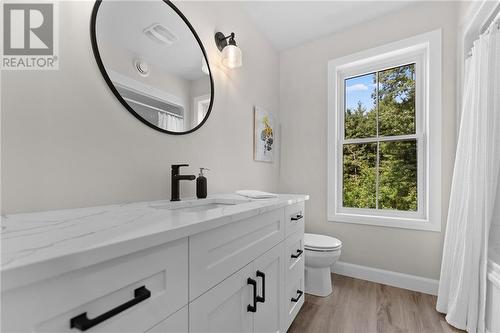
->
332, 261, 439, 296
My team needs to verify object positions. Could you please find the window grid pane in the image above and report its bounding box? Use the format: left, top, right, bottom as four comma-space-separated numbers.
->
342, 143, 377, 209
344, 73, 377, 139
379, 140, 418, 211
378, 64, 416, 136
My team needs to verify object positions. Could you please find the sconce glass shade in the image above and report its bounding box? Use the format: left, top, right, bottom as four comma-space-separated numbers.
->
221, 44, 242, 69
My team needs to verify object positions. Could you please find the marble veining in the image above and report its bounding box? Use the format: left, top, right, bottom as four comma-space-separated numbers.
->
1, 193, 308, 291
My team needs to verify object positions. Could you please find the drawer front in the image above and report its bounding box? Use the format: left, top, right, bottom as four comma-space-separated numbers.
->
190, 209, 285, 300
285, 232, 305, 331
146, 306, 188, 333
285, 202, 305, 237
285, 231, 305, 275
2, 238, 188, 333
285, 273, 305, 330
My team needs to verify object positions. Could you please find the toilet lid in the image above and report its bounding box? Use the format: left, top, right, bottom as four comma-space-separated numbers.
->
304, 233, 342, 250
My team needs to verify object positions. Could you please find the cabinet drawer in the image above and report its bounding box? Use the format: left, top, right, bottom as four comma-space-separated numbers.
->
189, 209, 285, 300
285, 235, 304, 308
285, 273, 305, 330
285, 203, 305, 237
146, 306, 188, 333
2, 238, 188, 333
285, 231, 305, 275
285, 232, 305, 331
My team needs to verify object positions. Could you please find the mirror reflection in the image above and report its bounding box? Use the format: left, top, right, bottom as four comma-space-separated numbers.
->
93, 0, 213, 134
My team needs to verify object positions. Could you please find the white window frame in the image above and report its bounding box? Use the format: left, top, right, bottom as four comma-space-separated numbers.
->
193, 94, 211, 123
327, 30, 442, 232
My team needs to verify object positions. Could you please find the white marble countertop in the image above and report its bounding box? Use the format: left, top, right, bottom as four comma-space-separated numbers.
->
1, 193, 309, 291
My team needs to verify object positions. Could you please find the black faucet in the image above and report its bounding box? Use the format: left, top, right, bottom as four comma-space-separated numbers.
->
171, 164, 196, 201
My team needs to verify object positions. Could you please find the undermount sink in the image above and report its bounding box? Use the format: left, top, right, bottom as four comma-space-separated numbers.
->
170, 202, 236, 213
152, 198, 250, 213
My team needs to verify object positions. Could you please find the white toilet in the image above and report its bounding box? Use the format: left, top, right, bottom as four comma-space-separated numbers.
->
304, 233, 342, 297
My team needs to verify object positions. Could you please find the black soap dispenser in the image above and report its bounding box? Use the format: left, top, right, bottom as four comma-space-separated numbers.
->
196, 168, 209, 199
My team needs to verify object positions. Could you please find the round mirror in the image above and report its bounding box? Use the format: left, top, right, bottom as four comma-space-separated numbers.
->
91, 0, 214, 135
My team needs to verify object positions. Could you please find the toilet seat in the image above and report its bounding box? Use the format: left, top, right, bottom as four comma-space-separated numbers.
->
304, 233, 342, 251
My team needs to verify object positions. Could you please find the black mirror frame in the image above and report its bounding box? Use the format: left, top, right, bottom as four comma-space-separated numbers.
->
90, 0, 214, 135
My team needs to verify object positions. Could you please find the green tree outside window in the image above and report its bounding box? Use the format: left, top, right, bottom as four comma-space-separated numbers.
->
343, 64, 417, 211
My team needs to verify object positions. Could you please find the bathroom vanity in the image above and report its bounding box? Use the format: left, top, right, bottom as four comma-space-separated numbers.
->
1, 194, 308, 332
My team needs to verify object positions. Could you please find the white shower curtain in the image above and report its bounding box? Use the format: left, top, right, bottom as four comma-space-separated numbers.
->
436, 22, 500, 333
158, 112, 184, 132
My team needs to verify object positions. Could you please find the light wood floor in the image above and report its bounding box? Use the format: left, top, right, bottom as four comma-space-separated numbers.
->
288, 274, 464, 333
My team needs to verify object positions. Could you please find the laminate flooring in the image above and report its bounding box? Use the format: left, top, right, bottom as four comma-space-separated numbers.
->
288, 274, 464, 333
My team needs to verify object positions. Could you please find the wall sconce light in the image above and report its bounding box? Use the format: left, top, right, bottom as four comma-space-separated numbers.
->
214, 32, 242, 69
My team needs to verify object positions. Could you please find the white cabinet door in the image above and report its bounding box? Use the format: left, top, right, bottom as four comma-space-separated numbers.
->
253, 244, 285, 333
190, 262, 255, 333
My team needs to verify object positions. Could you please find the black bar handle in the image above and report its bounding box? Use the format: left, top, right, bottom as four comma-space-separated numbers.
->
247, 278, 257, 312
291, 214, 303, 221
70, 286, 151, 331
291, 249, 304, 259
291, 289, 303, 303
256, 270, 265, 303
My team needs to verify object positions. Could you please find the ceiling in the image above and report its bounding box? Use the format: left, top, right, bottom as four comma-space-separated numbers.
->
239, 1, 417, 51
97, 1, 206, 81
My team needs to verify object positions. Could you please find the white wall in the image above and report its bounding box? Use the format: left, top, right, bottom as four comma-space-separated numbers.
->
279, 1, 458, 279
189, 76, 212, 127
1, 1, 280, 214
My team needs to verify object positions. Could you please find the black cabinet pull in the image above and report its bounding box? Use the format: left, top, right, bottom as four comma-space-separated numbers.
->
70, 286, 151, 331
256, 271, 265, 303
291, 289, 303, 303
247, 278, 257, 312
291, 249, 303, 259
291, 214, 303, 221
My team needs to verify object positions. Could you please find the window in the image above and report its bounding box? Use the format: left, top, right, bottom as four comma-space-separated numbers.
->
194, 94, 211, 123
328, 30, 442, 231
343, 64, 418, 211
